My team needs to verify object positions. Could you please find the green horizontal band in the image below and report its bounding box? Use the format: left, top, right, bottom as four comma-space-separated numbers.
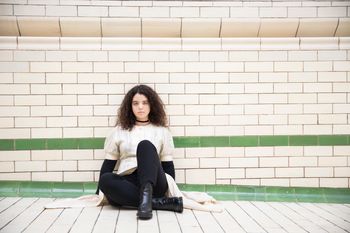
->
0, 180, 349, 204
0, 135, 349, 151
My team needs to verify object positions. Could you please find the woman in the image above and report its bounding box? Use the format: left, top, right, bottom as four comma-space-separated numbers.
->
97, 85, 183, 220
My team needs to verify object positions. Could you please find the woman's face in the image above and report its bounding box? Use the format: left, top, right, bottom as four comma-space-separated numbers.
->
132, 93, 150, 122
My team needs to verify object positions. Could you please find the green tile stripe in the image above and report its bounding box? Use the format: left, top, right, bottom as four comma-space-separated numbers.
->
0, 181, 349, 204
0, 135, 349, 151
0, 138, 106, 151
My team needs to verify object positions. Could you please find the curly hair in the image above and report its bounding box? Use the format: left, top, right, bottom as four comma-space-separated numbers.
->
116, 85, 168, 130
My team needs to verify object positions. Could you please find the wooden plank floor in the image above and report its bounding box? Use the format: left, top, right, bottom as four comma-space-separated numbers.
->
0, 198, 349, 233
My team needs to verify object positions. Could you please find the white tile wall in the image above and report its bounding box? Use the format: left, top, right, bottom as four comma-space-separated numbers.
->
0, 35, 349, 187
288, 7, 317, 17
171, 7, 199, 17
230, 7, 259, 18
46, 6, 77, 16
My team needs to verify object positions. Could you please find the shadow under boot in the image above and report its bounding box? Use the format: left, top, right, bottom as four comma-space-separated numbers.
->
152, 197, 183, 213
137, 183, 153, 220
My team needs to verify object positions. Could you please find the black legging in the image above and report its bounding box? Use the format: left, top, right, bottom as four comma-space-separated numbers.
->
99, 140, 169, 207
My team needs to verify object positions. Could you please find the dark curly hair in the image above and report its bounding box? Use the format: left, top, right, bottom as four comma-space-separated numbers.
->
116, 85, 168, 130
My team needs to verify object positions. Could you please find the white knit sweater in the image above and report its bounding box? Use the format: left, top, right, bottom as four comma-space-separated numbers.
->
104, 124, 174, 175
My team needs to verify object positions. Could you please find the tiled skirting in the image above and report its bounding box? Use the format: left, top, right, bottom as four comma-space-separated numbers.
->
0, 180, 349, 204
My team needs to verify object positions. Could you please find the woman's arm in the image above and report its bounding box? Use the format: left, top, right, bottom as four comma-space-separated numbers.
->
96, 159, 117, 194
161, 161, 175, 180
160, 128, 176, 180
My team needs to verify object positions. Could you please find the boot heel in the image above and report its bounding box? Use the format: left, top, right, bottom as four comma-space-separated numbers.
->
137, 210, 153, 219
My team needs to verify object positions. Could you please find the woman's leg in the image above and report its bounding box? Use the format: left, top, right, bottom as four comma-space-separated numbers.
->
136, 140, 169, 219
136, 140, 168, 197
99, 140, 168, 209
99, 172, 139, 207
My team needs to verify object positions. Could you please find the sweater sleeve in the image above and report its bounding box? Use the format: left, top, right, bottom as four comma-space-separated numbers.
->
159, 128, 174, 162
161, 161, 175, 180
104, 128, 120, 160
96, 159, 117, 194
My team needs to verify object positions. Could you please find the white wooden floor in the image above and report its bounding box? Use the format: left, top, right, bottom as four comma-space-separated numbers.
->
0, 197, 349, 233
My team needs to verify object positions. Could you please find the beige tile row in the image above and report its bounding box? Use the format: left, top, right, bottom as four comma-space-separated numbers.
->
2, 99, 350, 112
1, 0, 349, 7
4, 159, 350, 173
0, 0, 344, 7
2, 4, 349, 17
3, 115, 349, 128
2, 37, 349, 51
1, 146, 349, 161
1, 50, 348, 62
3, 170, 349, 187
0, 170, 349, 187
3, 156, 348, 169
2, 61, 350, 73
1, 16, 350, 37
1, 113, 349, 125
1, 124, 350, 138
0, 145, 348, 187
0, 84, 349, 98
4, 164, 341, 178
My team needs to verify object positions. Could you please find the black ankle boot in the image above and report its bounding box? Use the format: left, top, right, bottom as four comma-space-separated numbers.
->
137, 183, 153, 220
152, 197, 183, 213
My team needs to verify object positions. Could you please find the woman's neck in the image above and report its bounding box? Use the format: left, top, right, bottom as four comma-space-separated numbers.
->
135, 119, 150, 126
